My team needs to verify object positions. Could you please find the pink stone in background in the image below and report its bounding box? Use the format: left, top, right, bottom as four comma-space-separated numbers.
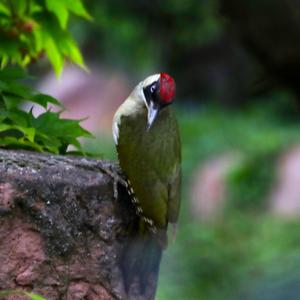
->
190, 154, 237, 221
270, 145, 300, 216
36, 65, 130, 135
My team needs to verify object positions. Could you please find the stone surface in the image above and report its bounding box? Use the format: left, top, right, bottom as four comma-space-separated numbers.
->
0, 149, 161, 300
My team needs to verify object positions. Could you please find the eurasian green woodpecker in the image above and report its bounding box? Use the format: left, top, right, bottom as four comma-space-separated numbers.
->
113, 73, 181, 241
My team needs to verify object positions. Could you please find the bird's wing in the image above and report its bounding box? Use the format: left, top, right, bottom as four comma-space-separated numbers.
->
115, 104, 181, 229
167, 118, 181, 224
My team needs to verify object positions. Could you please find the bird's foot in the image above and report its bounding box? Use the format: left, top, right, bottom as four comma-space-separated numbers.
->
96, 162, 127, 200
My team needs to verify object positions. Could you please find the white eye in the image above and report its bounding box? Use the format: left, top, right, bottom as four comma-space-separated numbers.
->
150, 85, 156, 93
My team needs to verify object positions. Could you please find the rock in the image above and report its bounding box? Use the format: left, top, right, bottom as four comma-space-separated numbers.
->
270, 145, 300, 216
190, 154, 237, 221
0, 149, 161, 300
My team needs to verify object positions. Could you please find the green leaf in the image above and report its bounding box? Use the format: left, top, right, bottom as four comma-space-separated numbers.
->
0, 3, 10, 16
36, 17, 65, 75
5, 109, 29, 127
45, 0, 69, 29
65, 0, 93, 20
29, 3, 43, 14
0, 123, 11, 132
14, 0, 27, 16
31, 110, 90, 137
44, 35, 64, 76
0, 136, 44, 151
0, 289, 38, 298
2, 80, 62, 110
1, 55, 9, 69
15, 125, 36, 142
0, 67, 26, 80
34, 132, 61, 154
2, 81, 33, 99
0, 123, 35, 143
32, 27, 43, 52
59, 34, 87, 70
24, 292, 47, 300
31, 94, 63, 108
41, 17, 87, 74
3, 94, 22, 110
67, 41, 86, 69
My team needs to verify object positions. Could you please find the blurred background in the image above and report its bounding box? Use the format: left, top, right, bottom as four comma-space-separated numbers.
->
33, 0, 300, 299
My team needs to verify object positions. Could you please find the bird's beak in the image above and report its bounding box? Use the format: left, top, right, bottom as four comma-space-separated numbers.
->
147, 101, 159, 130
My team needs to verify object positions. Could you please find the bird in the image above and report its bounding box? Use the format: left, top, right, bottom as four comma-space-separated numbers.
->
113, 72, 181, 239
112, 73, 181, 294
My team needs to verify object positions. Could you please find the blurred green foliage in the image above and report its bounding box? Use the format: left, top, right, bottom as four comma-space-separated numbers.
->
72, 0, 221, 73
0, 0, 90, 75
0, 0, 93, 154
158, 216, 300, 300
154, 93, 300, 300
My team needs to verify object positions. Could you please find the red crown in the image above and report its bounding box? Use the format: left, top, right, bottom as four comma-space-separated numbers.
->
159, 73, 176, 103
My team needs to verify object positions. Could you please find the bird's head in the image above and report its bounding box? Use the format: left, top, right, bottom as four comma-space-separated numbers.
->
141, 73, 176, 129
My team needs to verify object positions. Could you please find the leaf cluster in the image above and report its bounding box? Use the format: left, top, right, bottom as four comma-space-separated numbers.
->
0, 67, 92, 154
0, 0, 91, 75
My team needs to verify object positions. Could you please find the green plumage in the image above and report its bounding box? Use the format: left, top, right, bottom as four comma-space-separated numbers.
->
114, 87, 181, 230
